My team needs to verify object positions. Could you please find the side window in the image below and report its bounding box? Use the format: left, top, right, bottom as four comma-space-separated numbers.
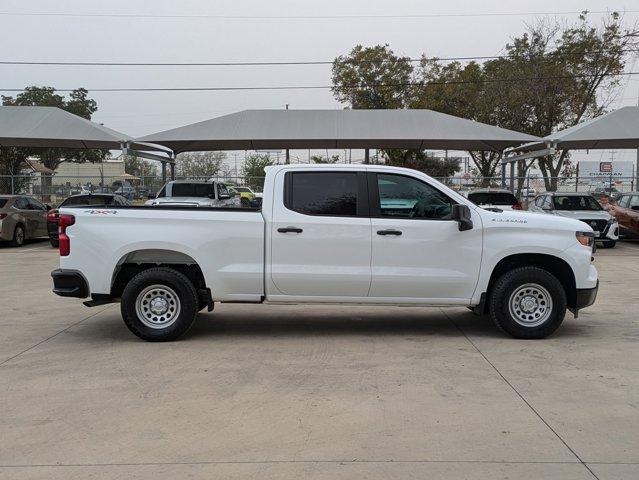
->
157, 186, 166, 198
617, 195, 629, 208
285, 172, 359, 217
217, 183, 229, 198
375, 173, 453, 219
542, 196, 552, 209
27, 198, 46, 210
629, 195, 639, 209
534, 196, 544, 207
14, 197, 29, 210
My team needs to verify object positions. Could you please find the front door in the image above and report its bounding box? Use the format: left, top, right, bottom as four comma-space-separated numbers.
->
368, 172, 482, 301
270, 170, 372, 298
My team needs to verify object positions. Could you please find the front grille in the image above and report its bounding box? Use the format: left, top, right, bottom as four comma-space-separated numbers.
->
580, 219, 607, 232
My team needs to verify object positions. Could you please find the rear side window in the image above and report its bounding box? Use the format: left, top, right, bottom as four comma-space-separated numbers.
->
468, 192, 518, 206
14, 197, 29, 209
0, 199, 7, 208
285, 172, 358, 216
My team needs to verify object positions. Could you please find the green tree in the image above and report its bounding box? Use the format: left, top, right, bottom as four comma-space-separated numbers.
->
384, 151, 461, 178
242, 154, 274, 190
311, 154, 340, 164
175, 151, 226, 178
332, 44, 416, 109
123, 155, 158, 178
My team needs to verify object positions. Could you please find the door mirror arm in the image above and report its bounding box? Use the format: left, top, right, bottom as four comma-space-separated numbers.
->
452, 204, 473, 231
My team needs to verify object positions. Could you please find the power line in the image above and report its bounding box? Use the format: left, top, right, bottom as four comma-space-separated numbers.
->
0, 10, 635, 19
1, 71, 636, 93
2, 49, 638, 67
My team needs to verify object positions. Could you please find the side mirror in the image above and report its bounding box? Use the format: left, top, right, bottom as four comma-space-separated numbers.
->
452, 204, 473, 231
218, 193, 231, 200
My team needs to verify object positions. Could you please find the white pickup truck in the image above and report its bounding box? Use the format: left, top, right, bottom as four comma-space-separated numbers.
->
52, 164, 599, 341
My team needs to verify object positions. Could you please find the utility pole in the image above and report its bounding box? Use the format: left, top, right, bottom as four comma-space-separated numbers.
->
285, 104, 290, 164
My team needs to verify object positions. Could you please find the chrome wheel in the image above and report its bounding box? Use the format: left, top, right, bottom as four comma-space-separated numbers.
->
508, 283, 553, 327
135, 284, 181, 329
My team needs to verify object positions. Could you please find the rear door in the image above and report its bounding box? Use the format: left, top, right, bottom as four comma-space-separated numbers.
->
368, 171, 482, 301
270, 170, 372, 297
26, 198, 48, 236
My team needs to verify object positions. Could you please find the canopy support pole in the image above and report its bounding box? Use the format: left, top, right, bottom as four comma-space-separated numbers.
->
364, 148, 370, 164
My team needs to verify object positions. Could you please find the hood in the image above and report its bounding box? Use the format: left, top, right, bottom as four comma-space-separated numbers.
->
553, 210, 611, 221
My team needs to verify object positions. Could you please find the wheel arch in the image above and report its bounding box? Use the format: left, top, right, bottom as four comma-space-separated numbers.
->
481, 253, 577, 313
110, 249, 209, 304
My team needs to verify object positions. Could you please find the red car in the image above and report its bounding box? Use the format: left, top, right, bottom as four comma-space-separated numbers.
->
608, 192, 639, 237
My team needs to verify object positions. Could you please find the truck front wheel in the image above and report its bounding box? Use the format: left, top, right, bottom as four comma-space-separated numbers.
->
121, 267, 198, 341
489, 267, 567, 339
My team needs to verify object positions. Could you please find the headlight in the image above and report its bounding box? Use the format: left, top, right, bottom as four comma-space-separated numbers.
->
576, 231, 595, 248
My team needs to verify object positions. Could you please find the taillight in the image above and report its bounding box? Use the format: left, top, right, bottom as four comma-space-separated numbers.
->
47, 209, 59, 222
58, 214, 75, 256
512, 202, 523, 210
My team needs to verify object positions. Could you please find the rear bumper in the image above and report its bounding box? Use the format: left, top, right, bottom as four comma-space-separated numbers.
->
51, 269, 89, 298
574, 280, 599, 312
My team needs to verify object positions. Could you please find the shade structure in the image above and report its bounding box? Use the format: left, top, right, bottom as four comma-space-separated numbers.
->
517, 106, 639, 152
138, 109, 541, 153
0, 106, 165, 151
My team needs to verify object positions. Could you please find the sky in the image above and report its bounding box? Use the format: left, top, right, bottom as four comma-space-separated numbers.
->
0, 0, 638, 169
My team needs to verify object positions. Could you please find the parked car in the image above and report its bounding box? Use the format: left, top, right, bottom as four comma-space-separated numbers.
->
0, 195, 50, 247
229, 185, 260, 207
608, 192, 639, 237
591, 185, 621, 203
529, 192, 618, 248
52, 165, 598, 342
467, 188, 522, 211
145, 180, 240, 208
47, 194, 130, 247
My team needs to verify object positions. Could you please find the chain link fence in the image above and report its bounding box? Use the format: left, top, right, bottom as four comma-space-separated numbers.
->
1, 173, 636, 206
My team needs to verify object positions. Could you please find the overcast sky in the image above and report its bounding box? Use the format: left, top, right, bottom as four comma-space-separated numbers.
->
1, 0, 638, 166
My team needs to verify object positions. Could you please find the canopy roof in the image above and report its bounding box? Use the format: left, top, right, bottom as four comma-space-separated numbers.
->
0, 106, 164, 151
518, 106, 639, 152
138, 109, 541, 153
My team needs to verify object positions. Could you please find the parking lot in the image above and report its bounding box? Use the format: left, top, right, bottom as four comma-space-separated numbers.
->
0, 240, 637, 479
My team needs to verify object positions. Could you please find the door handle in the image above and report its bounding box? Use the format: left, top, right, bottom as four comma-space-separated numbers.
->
377, 229, 402, 236
278, 226, 303, 234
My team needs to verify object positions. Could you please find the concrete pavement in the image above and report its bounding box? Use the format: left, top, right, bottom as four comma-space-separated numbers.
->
0, 239, 638, 479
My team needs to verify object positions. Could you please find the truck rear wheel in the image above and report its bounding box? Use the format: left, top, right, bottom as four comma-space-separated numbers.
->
121, 267, 198, 341
489, 267, 566, 339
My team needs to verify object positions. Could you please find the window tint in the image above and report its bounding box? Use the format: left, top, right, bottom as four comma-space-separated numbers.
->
171, 183, 215, 197
27, 198, 46, 210
468, 192, 518, 206
14, 197, 29, 209
0, 199, 7, 208
552, 195, 602, 211
61, 195, 115, 207
287, 172, 358, 216
157, 186, 166, 198
376, 173, 452, 219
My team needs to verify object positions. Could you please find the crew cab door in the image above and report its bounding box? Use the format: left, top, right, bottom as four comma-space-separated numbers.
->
269, 170, 372, 297
368, 172, 482, 301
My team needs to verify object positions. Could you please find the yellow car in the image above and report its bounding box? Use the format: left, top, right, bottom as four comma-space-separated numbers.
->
228, 186, 257, 206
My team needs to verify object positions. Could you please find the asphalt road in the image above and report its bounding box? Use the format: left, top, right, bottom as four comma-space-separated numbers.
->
1, 238, 638, 479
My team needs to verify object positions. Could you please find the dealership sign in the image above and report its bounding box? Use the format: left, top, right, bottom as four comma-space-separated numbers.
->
578, 161, 634, 180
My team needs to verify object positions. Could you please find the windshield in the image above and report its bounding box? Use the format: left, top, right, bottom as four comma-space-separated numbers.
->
552, 195, 602, 211
170, 183, 215, 197
468, 192, 518, 206
235, 187, 251, 192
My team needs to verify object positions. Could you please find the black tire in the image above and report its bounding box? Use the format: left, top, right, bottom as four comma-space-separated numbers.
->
50, 237, 59, 248
121, 267, 198, 341
489, 267, 566, 339
10, 224, 25, 247
601, 240, 616, 248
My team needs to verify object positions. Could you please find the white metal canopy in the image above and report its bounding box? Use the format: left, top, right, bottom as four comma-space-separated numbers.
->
138, 109, 542, 153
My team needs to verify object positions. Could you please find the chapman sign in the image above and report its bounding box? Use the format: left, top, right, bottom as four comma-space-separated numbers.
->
578, 161, 634, 181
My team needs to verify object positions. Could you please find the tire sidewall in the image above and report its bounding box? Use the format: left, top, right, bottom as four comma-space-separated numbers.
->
12, 224, 25, 247
121, 268, 198, 341
490, 267, 567, 339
